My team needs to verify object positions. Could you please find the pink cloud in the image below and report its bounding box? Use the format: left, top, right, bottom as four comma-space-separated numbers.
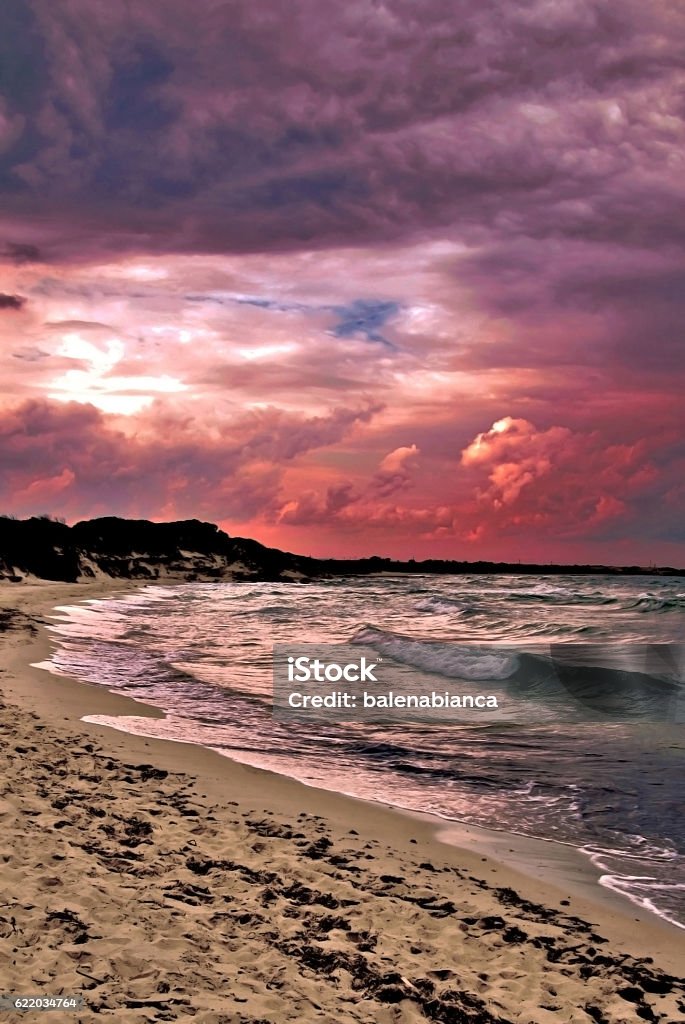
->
455, 415, 678, 552
461, 417, 572, 506
0, 397, 382, 527
379, 444, 419, 475
14, 467, 76, 504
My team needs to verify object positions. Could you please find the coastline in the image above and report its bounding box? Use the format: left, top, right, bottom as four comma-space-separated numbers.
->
1, 579, 683, 1021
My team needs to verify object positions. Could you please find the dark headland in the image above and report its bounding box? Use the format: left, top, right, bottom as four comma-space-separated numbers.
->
1, 515, 682, 583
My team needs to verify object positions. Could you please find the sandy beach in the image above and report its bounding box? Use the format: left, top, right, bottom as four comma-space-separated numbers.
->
1, 581, 684, 1023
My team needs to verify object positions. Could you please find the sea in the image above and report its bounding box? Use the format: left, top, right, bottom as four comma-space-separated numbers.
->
41, 573, 685, 929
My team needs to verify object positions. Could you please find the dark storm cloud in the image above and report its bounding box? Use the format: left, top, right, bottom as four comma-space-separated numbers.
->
441, 222, 685, 386
0, 0, 681, 263
0, 293, 26, 309
3, 242, 42, 263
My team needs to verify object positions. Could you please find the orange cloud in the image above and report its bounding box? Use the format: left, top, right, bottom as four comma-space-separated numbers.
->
461, 417, 572, 506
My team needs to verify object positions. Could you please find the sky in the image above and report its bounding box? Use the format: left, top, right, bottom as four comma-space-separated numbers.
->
1, 0, 684, 564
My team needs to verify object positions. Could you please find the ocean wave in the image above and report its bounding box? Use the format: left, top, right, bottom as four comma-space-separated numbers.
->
629, 594, 685, 613
253, 604, 293, 617
582, 836, 685, 929
413, 596, 473, 614
504, 589, 619, 606
351, 624, 520, 681
510, 651, 683, 720
350, 626, 684, 719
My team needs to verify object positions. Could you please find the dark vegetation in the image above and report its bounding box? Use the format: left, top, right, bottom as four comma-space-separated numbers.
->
0, 515, 682, 584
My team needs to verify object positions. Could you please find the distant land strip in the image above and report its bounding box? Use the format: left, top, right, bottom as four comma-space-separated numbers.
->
1, 515, 683, 583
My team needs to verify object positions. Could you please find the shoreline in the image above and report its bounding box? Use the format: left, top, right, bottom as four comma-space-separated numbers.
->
1, 578, 684, 1020
5, 579, 685, 957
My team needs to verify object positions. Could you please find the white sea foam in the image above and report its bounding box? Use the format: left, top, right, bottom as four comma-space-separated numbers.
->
351, 624, 519, 681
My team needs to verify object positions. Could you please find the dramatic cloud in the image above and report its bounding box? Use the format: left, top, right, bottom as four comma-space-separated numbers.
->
0, 1, 683, 562
461, 418, 571, 506
1, 0, 682, 260
458, 415, 684, 552
0, 397, 382, 526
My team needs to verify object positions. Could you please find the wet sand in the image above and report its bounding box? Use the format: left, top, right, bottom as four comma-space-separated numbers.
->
1, 580, 683, 1022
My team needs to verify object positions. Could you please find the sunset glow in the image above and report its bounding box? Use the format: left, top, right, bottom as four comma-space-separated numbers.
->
1, 1, 683, 563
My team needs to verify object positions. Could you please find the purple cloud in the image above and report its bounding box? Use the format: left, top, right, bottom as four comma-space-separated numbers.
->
0, 293, 26, 310
0, 1, 680, 263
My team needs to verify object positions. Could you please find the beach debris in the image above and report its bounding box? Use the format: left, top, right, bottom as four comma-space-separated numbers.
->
45, 908, 91, 945
301, 836, 333, 859
162, 881, 213, 906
